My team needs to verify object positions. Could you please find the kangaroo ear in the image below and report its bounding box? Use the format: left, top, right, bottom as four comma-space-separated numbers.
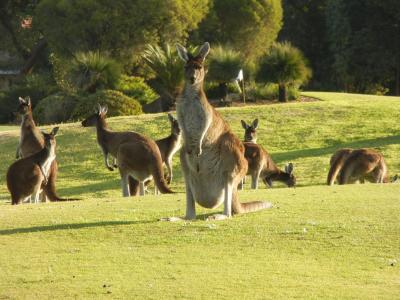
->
18, 97, 26, 104
101, 105, 108, 115
286, 163, 294, 174
197, 42, 210, 61
252, 118, 259, 129
96, 103, 102, 115
176, 44, 189, 62
241, 120, 248, 130
26, 96, 31, 106
51, 126, 59, 136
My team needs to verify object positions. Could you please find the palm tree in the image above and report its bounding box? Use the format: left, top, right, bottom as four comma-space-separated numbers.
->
70, 51, 122, 93
256, 42, 312, 102
142, 44, 186, 111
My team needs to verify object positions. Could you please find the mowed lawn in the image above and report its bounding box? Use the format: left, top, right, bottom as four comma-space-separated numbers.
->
0, 92, 399, 299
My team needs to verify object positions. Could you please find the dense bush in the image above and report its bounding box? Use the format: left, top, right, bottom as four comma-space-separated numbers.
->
33, 93, 79, 124
205, 81, 241, 99
71, 90, 142, 120
116, 75, 158, 105
256, 42, 311, 102
0, 73, 58, 123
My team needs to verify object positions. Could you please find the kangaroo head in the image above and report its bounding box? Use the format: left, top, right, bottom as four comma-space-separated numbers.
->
81, 104, 108, 127
17, 96, 32, 116
42, 127, 59, 151
284, 163, 296, 187
176, 42, 210, 85
168, 113, 181, 136
241, 119, 259, 143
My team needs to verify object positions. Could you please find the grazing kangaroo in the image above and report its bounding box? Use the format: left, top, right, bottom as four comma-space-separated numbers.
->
241, 119, 258, 143
243, 142, 296, 189
175, 42, 271, 220
327, 148, 353, 185
7, 127, 59, 205
16, 97, 68, 201
81, 104, 173, 196
337, 148, 389, 184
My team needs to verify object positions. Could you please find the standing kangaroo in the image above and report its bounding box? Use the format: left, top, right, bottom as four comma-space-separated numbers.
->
7, 127, 59, 205
81, 104, 173, 196
143, 113, 182, 194
16, 97, 68, 201
241, 119, 259, 143
175, 42, 272, 220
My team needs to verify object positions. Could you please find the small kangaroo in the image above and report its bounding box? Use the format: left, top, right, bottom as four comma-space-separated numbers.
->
155, 113, 182, 184
7, 127, 59, 205
243, 141, 296, 189
16, 97, 68, 201
175, 42, 271, 220
241, 119, 258, 143
81, 104, 173, 196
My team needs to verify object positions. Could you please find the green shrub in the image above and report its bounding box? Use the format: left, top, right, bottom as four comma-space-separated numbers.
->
205, 81, 241, 99
246, 82, 300, 101
33, 93, 79, 124
71, 90, 142, 120
0, 73, 58, 123
116, 75, 158, 105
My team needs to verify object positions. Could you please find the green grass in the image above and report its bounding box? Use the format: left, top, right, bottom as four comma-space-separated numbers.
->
0, 92, 399, 299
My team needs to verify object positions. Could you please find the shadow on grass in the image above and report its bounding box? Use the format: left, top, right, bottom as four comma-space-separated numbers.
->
273, 135, 400, 162
0, 220, 154, 236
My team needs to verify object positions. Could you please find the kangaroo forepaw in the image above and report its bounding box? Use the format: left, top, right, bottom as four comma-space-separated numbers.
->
113, 164, 118, 168
107, 166, 114, 171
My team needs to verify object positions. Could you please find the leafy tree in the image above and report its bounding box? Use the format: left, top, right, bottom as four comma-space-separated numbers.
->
192, 0, 282, 62
279, 0, 331, 90
256, 42, 312, 102
207, 46, 242, 101
36, 0, 210, 67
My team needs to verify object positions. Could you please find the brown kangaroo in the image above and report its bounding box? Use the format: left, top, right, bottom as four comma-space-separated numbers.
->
81, 104, 173, 196
7, 127, 59, 205
243, 142, 296, 189
241, 119, 258, 143
338, 148, 389, 184
175, 42, 272, 220
327, 148, 353, 185
16, 97, 69, 201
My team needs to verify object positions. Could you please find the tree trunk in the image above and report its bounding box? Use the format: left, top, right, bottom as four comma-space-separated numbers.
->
278, 83, 288, 102
219, 82, 228, 102
19, 38, 48, 75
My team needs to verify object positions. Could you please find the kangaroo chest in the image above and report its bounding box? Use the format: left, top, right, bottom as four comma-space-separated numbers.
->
178, 97, 209, 142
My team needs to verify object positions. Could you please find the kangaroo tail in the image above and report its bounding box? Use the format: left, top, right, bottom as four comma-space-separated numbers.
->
232, 189, 272, 214
151, 158, 174, 194
44, 160, 81, 202
327, 150, 351, 185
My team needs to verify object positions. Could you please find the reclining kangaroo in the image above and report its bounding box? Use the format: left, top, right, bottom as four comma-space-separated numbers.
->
240, 119, 296, 189
175, 42, 272, 220
7, 127, 59, 205
81, 104, 173, 196
327, 148, 390, 184
16, 97, 69, 202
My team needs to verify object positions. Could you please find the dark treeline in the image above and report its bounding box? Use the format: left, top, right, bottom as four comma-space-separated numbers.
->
279, 0, 400, 95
